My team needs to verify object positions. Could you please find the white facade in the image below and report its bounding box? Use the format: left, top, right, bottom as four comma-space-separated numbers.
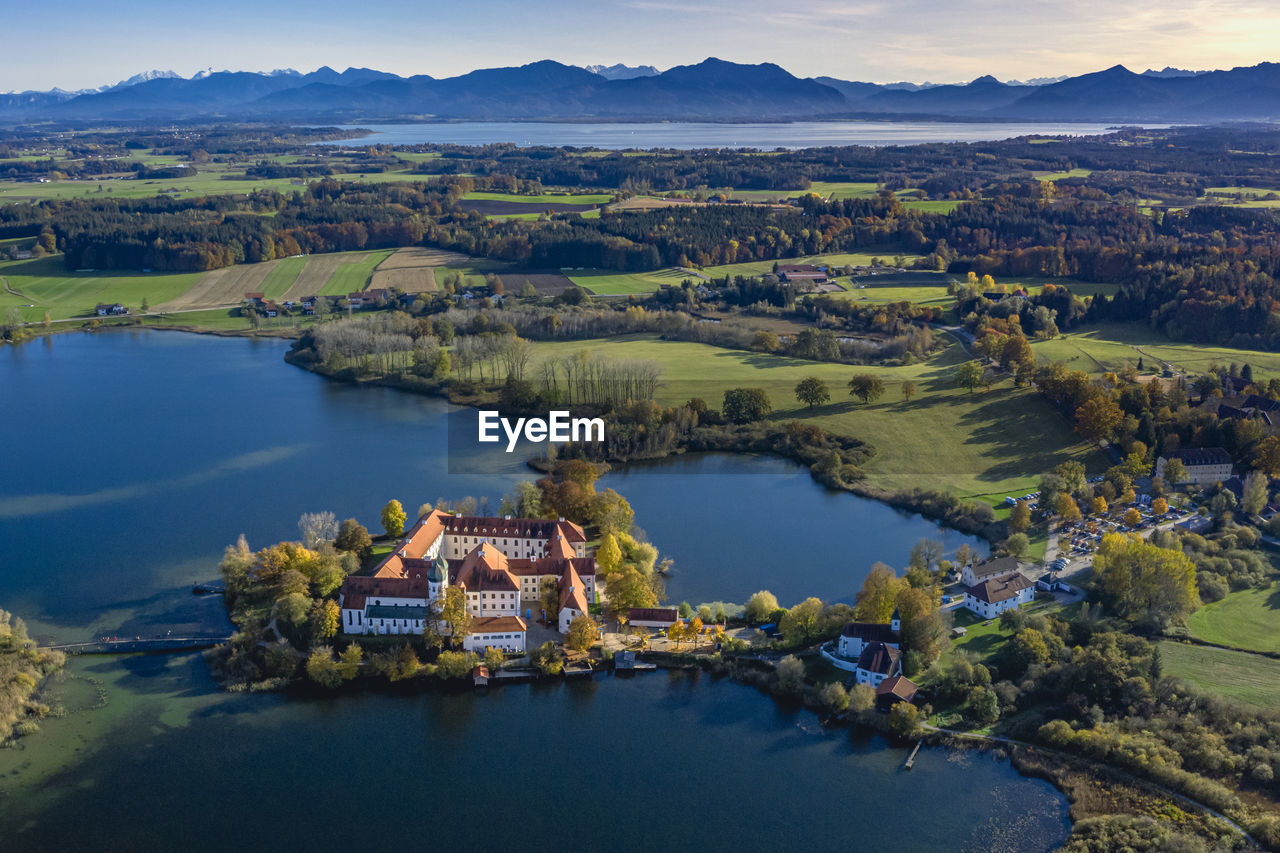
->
1156, 454, 1234, 486
463, 625, 527, 654
963, 585, 1033, 619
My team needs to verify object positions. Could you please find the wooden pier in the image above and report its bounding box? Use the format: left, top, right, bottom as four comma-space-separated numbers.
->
904, 739, 924, 769
47, 636, 231, 655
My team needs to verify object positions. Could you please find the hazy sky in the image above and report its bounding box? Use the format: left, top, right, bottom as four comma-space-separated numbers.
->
4, 0, 1278, 91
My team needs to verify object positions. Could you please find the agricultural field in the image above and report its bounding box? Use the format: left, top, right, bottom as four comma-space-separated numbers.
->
461, 191, 614, 205
0, 255, 199, 321
564, 267, 693, 295
1186, 582, 1280, 653
1202, 186, 1280, 207
0, 249, 397, 323
367, 246, 469, 294
1030, 322, 1280, 376
703, 252, 925, 279
527, 333, 1104, 495
1158, 641, 1280, 710
1034, 168, 1094, 181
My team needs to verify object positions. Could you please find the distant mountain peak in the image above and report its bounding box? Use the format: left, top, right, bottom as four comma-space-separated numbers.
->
584, 63, 659, 80
1141, 66, 1207, 78
109, 69, 181, 90
969, 75, 1001, 86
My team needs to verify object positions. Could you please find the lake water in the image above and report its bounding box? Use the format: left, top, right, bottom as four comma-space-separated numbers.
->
0, 330, 1057, 851
328, 120, 1139, 150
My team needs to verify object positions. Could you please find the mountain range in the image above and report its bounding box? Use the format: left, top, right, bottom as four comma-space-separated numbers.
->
2, 58, 1278, 124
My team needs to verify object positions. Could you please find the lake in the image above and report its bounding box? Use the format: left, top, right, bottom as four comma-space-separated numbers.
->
327, 120, 1142, 150
0, 330, 1058, 851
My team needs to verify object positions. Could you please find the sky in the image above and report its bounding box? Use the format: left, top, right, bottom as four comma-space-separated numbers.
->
4, 0, 1279, 91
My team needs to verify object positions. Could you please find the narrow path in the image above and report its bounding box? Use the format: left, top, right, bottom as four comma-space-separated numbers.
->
923, 724, 1260, 847
2, 274, 37, 305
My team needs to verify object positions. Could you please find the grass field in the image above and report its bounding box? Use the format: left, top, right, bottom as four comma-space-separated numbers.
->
702, 252, 925, 279
319, 250, 394, 295
527, 334, 1104, 494
1031, 322, 1280, 376
259, 256, 306, 299
1158, 641, 1280, 710
0, 249, 399, 323
462, 191, 614, 205
564, 268, 693, 295
0, 256, 200, 321
1186, 582, 1280, 653
1034, 169, 1094, 181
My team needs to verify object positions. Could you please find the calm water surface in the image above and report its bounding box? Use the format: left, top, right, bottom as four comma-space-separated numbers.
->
0, 330, 1057, 851
329, 119, 1143, 149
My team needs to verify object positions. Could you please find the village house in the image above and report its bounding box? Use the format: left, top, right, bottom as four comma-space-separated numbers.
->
961, 556, 1021, 587
875, 675, 920, 710
1156, 447, 1235, 487
854, 641, 902, 688
337, 510, 599, 655
835, 612, 901, 659
963, 572, 1034, 619
95, 302, 127, 316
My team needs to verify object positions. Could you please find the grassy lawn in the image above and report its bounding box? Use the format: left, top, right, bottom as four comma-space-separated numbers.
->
1158, 641, 1280, 710
1034, 169, 1094, 181
901, 199, 962, 214
259, 256, 307, 299
703, 251, 925, 279
949, 608, 1010, 657
318, 250, 395, 295
137, 308, 257, 331
1031, 322, 1280, 376
0, 255, 200, 321
564, 267, 691, 295
462, 191, 614, 204
1186, 582, 1280, 653
528, 334, 1104, 495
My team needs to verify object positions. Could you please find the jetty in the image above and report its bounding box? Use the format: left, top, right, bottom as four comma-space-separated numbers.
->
904, 739, 924, 769
47, 635, 231, 655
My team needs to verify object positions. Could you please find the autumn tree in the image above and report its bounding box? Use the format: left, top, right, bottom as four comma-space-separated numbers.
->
1093, 533, 1200, 625
722, 388, 772, 423
794, 376, 831, 409
1009, 500, 1031, 533
853, 563, 906, 623
1242, 470, 1270, 517
1152, 497, 1169, 514
1056, 494, 1082, 523
338, 643, 363, 680
847, 374, 886, 404
775, 655, 805, 695
305, 646, 342, 688
848, 683, 876, 713
1162, 457, 1189, 486
895, 586, 947, 667
744, 590, 780, 624
440, 586, 472, 646
334, 518, 372, 559
381, 499, 407, 538
888, 702, 921, 738
565, 613, 597, 652
596, 533, 622, 575
1123, 508, 1142, 526
901, 379, 917, 403
1074, 396, 1123, 444
1091, 496, 1109, 516
778, 597, 824, 646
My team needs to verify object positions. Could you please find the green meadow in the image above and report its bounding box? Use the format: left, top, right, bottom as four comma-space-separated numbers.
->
1030, 322, 1280, 376
564, 267, 692, 295
462, 191, 614, 204
528, 333, 1103, 495
0, 256, 199, 322
1186, 582, 1280, 653
1158, 642, 1280, 710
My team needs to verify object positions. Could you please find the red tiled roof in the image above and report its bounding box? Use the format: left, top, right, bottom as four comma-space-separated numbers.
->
339, 574, 430, 610
875, 675, 918, 703
470, 615, 527, 634
455, 544, 519, 593
966, 572, 1032, 604
560, 563, 589, 614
